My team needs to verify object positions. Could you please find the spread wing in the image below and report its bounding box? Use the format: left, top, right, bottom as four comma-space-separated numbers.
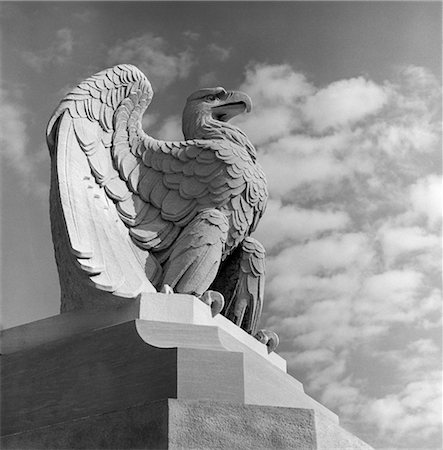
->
47, 64, 266, 297
47, 65, 162, 297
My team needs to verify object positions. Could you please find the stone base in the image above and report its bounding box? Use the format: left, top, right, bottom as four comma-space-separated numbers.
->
1, 293, 372, 449
2, 399, 372, 450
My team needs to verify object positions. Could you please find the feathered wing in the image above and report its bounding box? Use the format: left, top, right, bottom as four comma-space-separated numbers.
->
47, 65, 162, 298
210, 237, 265, 335
47, 64, 267, 302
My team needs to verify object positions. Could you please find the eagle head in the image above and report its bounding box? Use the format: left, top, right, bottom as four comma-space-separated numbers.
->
182, 87, 252, 140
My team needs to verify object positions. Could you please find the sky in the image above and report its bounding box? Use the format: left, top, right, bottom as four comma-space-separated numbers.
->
1, 2, 442, 449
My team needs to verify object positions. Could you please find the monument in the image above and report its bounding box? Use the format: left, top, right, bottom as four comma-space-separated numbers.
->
1, 64, 373, 449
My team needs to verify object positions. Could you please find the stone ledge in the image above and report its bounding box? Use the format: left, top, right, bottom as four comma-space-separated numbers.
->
1, 293, 286, 371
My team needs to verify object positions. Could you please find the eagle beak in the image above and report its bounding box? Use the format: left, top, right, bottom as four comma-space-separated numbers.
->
211, 91, 252, 122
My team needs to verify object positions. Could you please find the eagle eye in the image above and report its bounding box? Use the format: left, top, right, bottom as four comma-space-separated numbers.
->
206, 94, 217, 102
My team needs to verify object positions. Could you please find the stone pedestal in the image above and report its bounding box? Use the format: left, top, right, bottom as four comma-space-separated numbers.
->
1, 293, 372, 449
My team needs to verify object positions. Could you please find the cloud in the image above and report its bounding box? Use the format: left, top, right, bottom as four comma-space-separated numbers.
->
267, 131, 351, 157
269, 232, 372, 279
232, 63, 313, 145
207, 43, 231, 61
261, 151, 350, 198
107, 33, 194, 90
265, 233, 374, 334
21, 28, 73, 72
408, 175, 442, 228
351, 270, 441, 338
235, 105, 298, 146
366, 374, 442, 444
240, 63, 314, 106
303, 77, 389, 132
0, 87, 48, 197
378, 225, 440, 266
253, 199, 350, 250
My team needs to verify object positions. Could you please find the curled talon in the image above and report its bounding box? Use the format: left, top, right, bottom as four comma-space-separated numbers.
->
201, 290, 225, 317
254, 329, 279, 353
161, 284, 174, 294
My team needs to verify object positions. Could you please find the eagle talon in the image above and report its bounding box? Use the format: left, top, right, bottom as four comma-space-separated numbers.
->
161, 284, 174, 294
201, 290, 225, 317
254, 329, 279, 353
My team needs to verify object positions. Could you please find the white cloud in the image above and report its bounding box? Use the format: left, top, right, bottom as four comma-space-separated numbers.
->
261, 151, 350, 197
269, 233, 372, 278
268, 273, 360, 313
378, 225, 440, 266
408, 338, 439, 355
253, 199, 350, 250
352, 270, 441, 330
375, 122, 439, 156
267, 131, 351, 157
359, 269, 423, 307
240, 63, 314, 106
303, 77, 389, 132
235, 105, 297, 146
22, 28, 73, 72
107, 33, 194, 90
0, 87, 48, 197
273, 233, 372, 275
232, 64, 314, 145
409, 175, 442, 228
366, 374, 442, 443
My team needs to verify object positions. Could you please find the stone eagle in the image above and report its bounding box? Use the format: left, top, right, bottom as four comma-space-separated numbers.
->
47, 64, 277, 350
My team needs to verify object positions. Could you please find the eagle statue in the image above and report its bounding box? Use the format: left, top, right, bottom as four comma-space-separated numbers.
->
47, 64, 278, 351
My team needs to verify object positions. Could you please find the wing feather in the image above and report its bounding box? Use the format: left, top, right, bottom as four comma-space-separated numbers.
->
47, 65, 161, 297
56, 112, 94, 258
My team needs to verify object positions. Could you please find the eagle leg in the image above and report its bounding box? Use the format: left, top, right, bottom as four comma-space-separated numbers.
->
160, 209, 229, 297
223, 237, 265, 336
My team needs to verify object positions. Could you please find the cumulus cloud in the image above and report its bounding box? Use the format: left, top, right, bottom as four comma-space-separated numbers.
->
261, 151, 350, 198
378, 225, 440, 266
355, 269, 428, 326
254, 199, 350, 250
303, 77, 389, 132
366, 374, 442, 444
408, 175, 442, 228
21, 28, 73, 72
269, 233, 373, 279
240, 63, 314, 106
232, 64, 313, 145
107, 33, 194, 90
237, 105, 298, 146
0, 87, 48, 197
